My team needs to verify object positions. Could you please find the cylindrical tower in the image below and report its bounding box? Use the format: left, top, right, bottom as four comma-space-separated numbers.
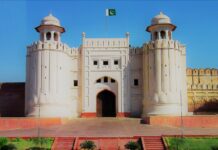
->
25, 14, 77, 117
142, 12, 187, 116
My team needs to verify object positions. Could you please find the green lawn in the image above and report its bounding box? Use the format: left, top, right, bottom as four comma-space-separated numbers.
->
164, 137, 218, 150
0, 137, 54, 150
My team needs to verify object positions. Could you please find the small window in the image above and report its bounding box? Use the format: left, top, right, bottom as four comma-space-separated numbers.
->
168, 31, 171, 39
161, 31, 166, 39
74, 80, 78, 86
46, 32, 51, 40
103, 61, 108, 65
97, 79, 101, 83
154, 32, 158, 40
93, 60, 98, 65
114, 60, 118, 65
104, 77, 108, 83
134, 79, 139, 86
54, 32, 58, 41
111, 79, 116, 83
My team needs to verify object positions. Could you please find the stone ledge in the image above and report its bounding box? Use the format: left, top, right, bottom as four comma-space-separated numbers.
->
0, 118, 62, 130
143, 115, 218, 128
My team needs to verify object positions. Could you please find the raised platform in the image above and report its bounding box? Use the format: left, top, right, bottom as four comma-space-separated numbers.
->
0, 118, 63, 130
0, 116, 218, 134
144, 115, 218, 128
0, 118, 218, 137
80, 112, 130, 118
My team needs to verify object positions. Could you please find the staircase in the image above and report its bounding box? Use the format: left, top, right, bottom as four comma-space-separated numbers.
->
143, 136, 165, 150
52, 137, 75, 150
51, 136, 165, 150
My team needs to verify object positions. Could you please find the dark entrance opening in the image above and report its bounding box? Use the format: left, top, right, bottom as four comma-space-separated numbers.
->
97, 90, 116, 117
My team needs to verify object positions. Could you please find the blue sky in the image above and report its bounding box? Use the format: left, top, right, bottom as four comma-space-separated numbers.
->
0, 0, 218, 82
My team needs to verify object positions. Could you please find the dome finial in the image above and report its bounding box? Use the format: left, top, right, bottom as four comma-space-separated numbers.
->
49, 11, 53, 16
151, 12, 171, 25
41, 13, 61, 26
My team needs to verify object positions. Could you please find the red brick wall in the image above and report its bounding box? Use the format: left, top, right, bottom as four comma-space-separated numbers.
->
144, 116, 218, 128
0, 118, 62, 130
188, 98, 218, 114
0, 83, 25, 117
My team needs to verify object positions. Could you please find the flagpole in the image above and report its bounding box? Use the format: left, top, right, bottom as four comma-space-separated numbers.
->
180, 90, 184, 138
105, 9, 108, 37
106, 16, 108, 37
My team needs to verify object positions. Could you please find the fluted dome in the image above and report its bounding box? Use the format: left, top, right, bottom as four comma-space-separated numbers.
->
41, 13, 60, 26
151, 12, 171, 25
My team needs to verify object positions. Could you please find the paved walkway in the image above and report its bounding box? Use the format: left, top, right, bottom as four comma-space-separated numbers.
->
0, 118, 217, 137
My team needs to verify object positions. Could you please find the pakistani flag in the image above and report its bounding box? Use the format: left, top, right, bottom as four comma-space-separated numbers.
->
106, 9, 116, 16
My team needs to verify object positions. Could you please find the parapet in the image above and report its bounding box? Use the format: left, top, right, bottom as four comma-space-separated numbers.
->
130, 47, 143, 55
27, 41, 80, 56
212, 69, 218, 75
83, 38, 129, 48
187, 68, 218, 90
186, 68, 193, 75
144, 40, 185, 54
186, 68, 218, 76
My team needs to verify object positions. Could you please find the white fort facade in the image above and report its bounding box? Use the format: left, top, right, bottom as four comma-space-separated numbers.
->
25, 12, 188, 118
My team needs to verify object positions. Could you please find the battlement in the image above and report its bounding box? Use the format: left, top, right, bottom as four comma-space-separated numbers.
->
187, 68, 218, 76
83, 38, 129, 48
187, 68, 218, 90
144, 40, 185, 53
27, 41, 80, 56
130, 47, 143, 55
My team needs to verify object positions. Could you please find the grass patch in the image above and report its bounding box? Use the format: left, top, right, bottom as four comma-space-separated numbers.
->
0, 137, 54, 150
164, 137, 218, 150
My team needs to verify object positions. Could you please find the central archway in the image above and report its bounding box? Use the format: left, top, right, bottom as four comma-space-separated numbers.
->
96, 90, 116, 117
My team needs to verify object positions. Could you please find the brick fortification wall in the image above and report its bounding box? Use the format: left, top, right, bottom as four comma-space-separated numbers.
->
187, 68, 218, 114
0, 83, 25, 117
1, 69, 218, 117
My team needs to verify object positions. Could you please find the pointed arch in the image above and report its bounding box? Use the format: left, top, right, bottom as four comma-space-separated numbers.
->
96, 89, 116, 117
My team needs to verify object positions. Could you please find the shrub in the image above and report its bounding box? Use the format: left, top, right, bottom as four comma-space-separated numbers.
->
212, 146, 218, 150
11, 138, 21, 142
124, 141, 141, 150
1, 144, 17, 150
80, 140, 96, 149
0, 137, 8, 148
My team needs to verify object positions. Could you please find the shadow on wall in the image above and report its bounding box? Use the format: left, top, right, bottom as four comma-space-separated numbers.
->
192, 98, 218, 115
0, 83, 25, 117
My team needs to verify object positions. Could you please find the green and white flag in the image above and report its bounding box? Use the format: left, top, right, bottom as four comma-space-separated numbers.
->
106, 8, 116, 16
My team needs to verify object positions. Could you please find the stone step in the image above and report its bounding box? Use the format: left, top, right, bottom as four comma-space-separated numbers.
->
52, 137, 75, 150
145, 143, 164, 146
146, 148, 164, 150
146, 144, 164, 146
143, 136, 165, 150
146, 145, 164, 148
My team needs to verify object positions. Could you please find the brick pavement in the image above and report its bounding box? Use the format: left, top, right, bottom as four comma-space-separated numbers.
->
0, 118, 217, 137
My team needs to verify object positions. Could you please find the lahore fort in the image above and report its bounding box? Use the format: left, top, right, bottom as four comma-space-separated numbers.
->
0, 12, 217, 120
0, 11, 218, 150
